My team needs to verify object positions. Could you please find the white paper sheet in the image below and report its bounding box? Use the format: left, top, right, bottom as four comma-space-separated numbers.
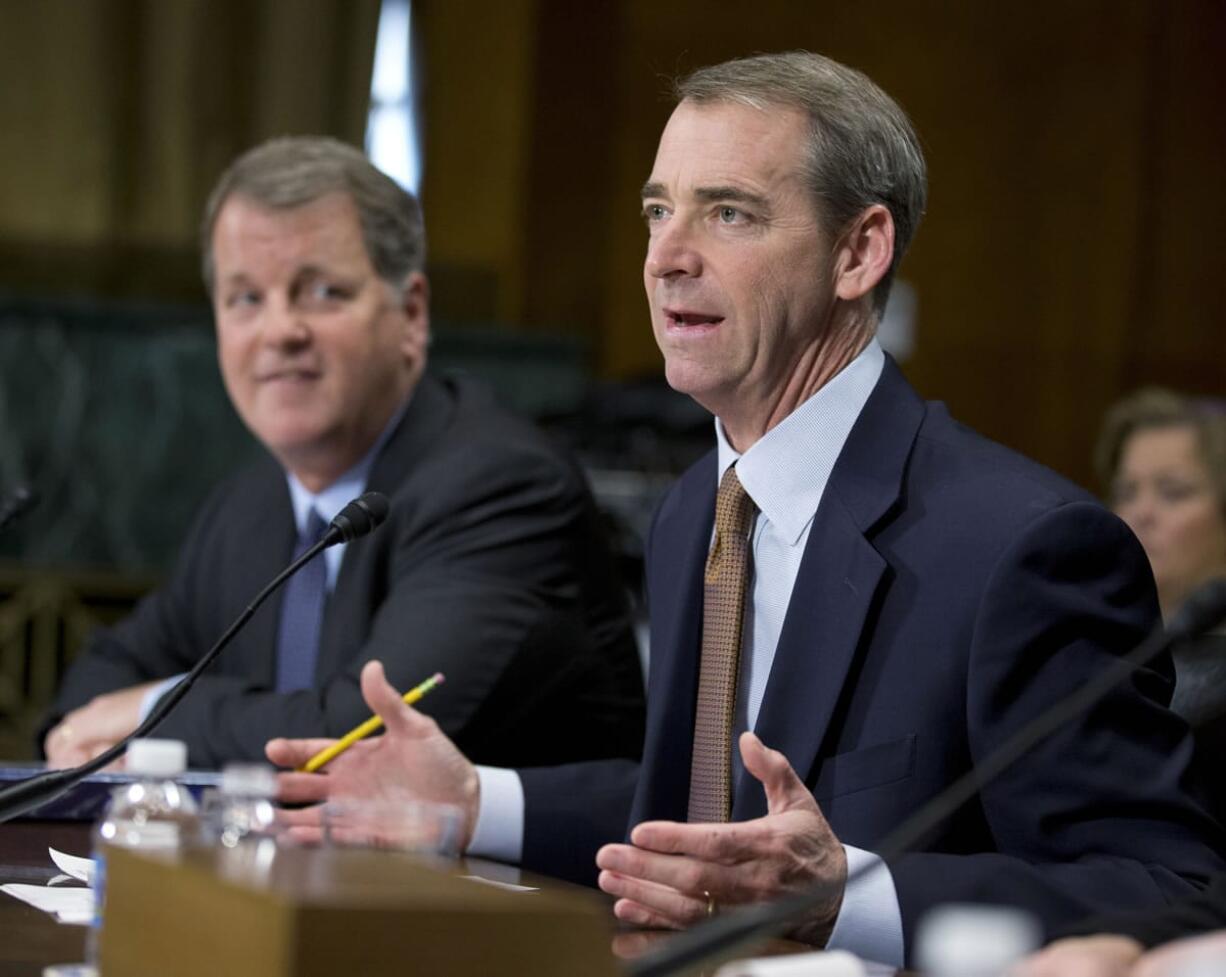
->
0, 883, 94, 925
0, 847, 95, 925
49, 848, 95, 885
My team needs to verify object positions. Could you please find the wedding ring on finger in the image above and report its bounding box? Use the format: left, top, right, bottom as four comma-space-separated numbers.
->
704, 890, 717, 917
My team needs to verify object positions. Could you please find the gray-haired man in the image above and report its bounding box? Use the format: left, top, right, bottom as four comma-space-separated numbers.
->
270, 56, 1225, 968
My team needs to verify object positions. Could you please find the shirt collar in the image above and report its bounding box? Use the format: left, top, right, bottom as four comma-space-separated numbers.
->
715, 339, 885, 545
285, 392, 412, 534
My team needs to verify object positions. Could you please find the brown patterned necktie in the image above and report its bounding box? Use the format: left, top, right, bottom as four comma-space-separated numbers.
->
687, 464, 757, 823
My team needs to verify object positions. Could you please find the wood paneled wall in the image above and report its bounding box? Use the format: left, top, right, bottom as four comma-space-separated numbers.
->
420, 0, 1225, 490
0, 1, 1219, 490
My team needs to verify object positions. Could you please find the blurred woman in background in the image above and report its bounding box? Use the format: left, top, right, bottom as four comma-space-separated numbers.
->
1096, 387, 1226, 822
1097, 388, 1226, 623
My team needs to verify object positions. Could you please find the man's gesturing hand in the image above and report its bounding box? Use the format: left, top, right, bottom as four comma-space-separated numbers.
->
596, 731, 847, 944
265, 660, 480, 849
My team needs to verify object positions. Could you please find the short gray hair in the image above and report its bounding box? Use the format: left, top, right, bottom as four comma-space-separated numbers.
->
200, 136, 426, 292
676, 51, 927, 314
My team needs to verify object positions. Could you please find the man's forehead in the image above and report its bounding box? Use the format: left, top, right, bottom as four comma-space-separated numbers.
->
216, 190, 358, 233
645, 99, 810, 197
212, 191, 366, 270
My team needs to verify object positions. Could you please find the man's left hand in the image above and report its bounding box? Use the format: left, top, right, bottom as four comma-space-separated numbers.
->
44, 682, 158, 768
596, 731, 847, 945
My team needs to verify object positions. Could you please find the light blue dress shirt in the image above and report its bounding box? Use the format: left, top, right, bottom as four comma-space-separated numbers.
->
472, 340, 903, 967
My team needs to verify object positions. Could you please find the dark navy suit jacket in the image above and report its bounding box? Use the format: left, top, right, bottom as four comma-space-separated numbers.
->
522, 358, 1225, 959
47, 374, 645, 770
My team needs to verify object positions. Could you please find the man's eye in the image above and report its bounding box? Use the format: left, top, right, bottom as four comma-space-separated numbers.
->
718, 206, 742, 224
643, 203, 668, 222
306, 282, 349, 303
226, 290, 260, 309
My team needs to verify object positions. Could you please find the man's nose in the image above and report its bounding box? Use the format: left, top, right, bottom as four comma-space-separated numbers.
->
645, 221, 702, 280
261, 297, 311, 347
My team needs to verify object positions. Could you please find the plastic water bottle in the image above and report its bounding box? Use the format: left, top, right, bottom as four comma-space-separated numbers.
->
88, 738, 199, 969
200, 763, 279, 849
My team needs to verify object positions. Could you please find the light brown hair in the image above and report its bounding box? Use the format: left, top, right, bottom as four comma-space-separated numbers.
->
1095, 387, 1226, 510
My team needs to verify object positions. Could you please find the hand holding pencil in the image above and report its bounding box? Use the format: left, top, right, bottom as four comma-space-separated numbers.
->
266, 660, 482, 851
298, 670, 445, 772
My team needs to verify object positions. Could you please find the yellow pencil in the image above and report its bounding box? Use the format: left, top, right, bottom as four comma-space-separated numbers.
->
298, 672, 445, 773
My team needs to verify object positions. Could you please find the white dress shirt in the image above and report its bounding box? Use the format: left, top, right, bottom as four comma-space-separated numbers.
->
472, 340, 902, 966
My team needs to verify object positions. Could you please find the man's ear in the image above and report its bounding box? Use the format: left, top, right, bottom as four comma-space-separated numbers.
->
833, 205, 894, 303
398, 271, 430, 366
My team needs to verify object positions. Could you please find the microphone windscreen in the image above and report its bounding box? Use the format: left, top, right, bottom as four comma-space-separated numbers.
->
1167, 577, 1226, 639
329, 492, 390, 543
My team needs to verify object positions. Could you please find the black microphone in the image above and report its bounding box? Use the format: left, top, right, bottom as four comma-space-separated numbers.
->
326, 491, 390, 545
0, 485, 38, 536
0, 491, 390, 824
627, 577, 1226, 977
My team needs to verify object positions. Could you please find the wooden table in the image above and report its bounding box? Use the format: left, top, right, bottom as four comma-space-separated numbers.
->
0, 820, 899, 977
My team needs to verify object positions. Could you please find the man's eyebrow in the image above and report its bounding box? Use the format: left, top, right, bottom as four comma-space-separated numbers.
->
693, 186, 770, 209
291, 263, 357, 284
639, 182, 771, 211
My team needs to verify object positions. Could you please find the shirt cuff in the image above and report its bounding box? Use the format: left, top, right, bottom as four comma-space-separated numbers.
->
467, 766, 525, 863
139, 674, 185, 722
825, 845, 905, 968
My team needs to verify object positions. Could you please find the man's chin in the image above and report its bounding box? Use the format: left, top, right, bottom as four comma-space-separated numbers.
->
259, 423, 340, 469
662, 364, 726, 412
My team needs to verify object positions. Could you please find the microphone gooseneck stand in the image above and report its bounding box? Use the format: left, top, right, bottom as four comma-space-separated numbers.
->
0, 492, 390, 824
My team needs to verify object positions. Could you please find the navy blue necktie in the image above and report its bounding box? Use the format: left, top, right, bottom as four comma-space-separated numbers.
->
274, 508, 329, 693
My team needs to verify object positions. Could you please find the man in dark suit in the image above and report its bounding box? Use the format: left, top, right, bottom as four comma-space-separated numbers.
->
269, 55, 1224, 967
43, 137, 644, 770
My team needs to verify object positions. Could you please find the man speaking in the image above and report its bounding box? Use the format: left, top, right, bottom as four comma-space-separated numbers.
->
43, 137, 645, 770
269, 55, 1225, 967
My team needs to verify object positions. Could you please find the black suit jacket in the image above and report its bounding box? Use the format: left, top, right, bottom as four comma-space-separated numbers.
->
520, 359, 1224, 960
47, 374, 645, 769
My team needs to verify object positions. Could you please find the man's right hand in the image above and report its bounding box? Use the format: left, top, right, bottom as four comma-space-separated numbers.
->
265, 659, 480, 850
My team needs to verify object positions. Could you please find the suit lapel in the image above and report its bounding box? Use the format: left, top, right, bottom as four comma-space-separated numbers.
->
733, 506, 886, 819
732, 358, 925, 820
628, 454, 716, 828
227, 463, 295, 688
315, 374, 457, 682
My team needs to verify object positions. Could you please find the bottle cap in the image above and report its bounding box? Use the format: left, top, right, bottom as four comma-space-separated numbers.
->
125, 738, 188, 777
915, 903, 1041, 976
220, 763, 278, 798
